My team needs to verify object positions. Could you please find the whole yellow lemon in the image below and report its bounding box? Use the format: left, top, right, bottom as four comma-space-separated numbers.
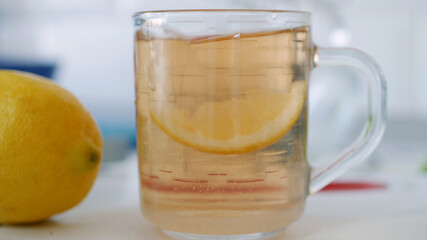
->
0, 70, 102, 224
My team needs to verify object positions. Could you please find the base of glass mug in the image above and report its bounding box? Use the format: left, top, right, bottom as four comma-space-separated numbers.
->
162, 228, 285, 240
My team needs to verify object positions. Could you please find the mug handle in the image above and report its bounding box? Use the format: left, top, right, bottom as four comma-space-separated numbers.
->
309, 47, 387, 193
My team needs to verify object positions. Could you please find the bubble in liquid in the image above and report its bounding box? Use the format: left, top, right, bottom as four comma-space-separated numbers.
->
148, 81, 156, 91
233, 33, 241, 39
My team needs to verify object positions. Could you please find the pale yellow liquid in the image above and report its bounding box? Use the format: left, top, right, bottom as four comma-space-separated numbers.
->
135, 28, 311, 235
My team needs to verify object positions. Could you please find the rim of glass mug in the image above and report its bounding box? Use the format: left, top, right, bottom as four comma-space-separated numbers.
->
133, 9, 312, 39
133, 9, 311, 16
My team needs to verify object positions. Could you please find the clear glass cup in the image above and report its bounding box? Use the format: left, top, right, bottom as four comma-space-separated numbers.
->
133, 10, 386, 240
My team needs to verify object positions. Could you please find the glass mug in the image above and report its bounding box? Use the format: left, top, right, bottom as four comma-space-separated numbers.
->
133, 10, 386, 240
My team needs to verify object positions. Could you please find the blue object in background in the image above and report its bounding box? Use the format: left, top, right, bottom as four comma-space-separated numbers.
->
99, 123, 136, 149
0, 59, 56, 79
98, 122, 137, 163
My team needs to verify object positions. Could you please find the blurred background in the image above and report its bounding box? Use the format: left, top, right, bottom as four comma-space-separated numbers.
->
1, 0, 426, 175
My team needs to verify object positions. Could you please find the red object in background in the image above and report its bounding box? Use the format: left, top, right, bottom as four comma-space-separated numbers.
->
321, 181, 387, 192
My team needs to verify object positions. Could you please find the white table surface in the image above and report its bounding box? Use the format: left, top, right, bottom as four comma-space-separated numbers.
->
1, 154, 426, 240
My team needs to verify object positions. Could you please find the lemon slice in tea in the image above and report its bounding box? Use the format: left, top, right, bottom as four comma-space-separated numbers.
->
150, 81, 307, 154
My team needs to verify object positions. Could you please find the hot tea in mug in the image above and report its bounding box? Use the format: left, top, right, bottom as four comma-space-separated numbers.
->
134, 10, 386, 240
